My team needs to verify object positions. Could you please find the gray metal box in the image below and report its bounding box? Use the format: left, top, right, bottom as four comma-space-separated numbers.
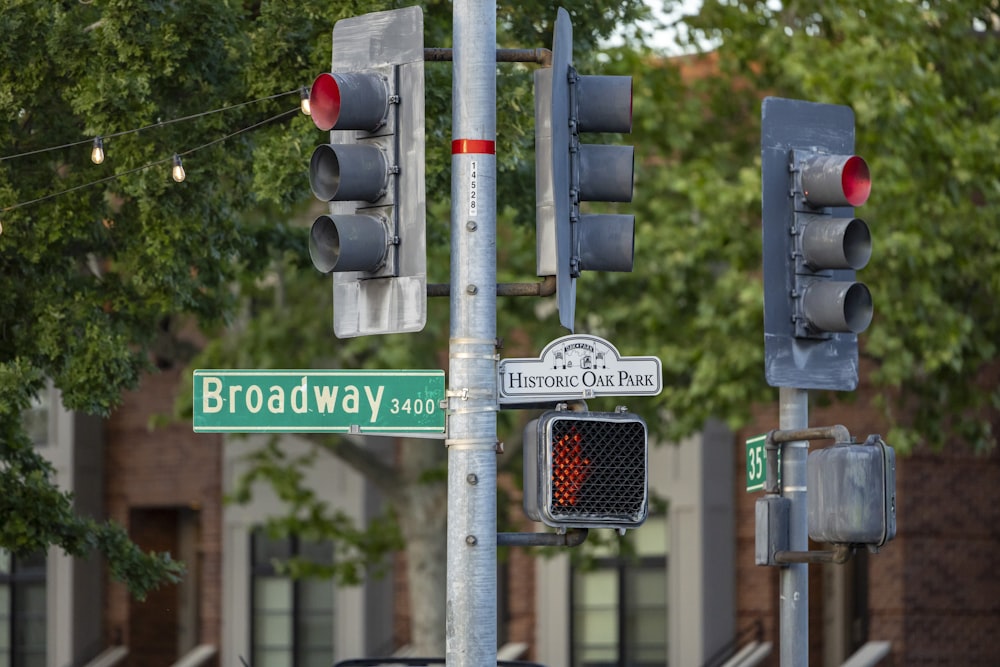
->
807, 436, 896, 548
755, 495, 790, 566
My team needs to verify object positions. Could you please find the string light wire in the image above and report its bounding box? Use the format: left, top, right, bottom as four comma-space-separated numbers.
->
0, 88, 302, 163
1, 106, 300, 213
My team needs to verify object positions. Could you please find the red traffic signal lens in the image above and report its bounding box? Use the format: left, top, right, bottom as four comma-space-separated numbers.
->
842, 155, 871, 207
310, 73, 342, 131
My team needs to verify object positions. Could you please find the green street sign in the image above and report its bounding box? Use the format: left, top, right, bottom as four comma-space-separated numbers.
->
193, 369, 445, 436
746, 434, 780, 492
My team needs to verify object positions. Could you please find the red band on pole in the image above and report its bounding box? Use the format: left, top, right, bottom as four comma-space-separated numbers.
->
451, 139, 496, 155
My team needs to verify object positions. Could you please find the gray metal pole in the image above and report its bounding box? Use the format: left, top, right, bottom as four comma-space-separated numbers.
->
446, 1, 497, 665
779, 386, 809, 666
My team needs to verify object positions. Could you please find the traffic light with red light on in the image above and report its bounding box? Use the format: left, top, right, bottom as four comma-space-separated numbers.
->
307, 7, 426, 338
761, 97, 872, 390
536, 8, 635, 332
523, 407, 648, 532
793, 153, 872, 337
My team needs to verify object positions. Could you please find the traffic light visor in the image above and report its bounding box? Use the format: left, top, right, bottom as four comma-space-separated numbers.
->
309, 214, 389, 274
801, 154, 871, 208
801, 281, 873, 334
310, 72, 389, 132
800, 216, 871, 271
309, 144, 389, 203
575, 75, 633, 134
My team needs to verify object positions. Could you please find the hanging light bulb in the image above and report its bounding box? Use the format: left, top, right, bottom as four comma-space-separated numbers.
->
91, 137, 105, 164
171, 154, 186, 183
300, 87, 311, 116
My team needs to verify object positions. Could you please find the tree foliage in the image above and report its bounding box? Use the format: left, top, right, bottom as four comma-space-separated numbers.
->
593, 0, 1000, 452
2, 0, 996, 627
0, 0, 649, 613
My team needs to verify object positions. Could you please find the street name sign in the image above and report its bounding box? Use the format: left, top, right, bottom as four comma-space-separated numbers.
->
498, 334, 662, 405
746, 434, 781, 492
193, 369, 445, 436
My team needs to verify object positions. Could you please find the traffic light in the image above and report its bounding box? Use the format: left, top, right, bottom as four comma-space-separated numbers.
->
307, 7, 426, 338
536, 8, 635, 332
523, 407, 648, 531
761, 97, 872, 390
808, 435, 896, 549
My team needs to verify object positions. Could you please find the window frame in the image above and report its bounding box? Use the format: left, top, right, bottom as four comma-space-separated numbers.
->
249, 530, 335, 667
568, 519, 669, 667
0, 549, 48, 667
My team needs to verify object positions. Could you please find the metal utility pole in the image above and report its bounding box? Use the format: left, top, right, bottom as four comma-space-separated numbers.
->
446, 0, 497, 665
779, 387, 808, 666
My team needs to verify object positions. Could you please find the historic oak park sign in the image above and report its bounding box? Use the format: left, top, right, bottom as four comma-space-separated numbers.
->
498, 334, 662, 405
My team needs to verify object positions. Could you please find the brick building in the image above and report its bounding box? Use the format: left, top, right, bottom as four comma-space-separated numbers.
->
14, 358, 1000, 666
105, 368, 224, 667
735, 394, 1000, 666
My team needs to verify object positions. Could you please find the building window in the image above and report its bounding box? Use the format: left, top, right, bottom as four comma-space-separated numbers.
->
251, 530, 335, 667
21, 387, 50, 448
0, 549, 47, 667
570, 515, 669, 667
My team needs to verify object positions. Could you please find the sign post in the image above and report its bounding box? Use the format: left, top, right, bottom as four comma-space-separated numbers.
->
447, 1, 498, 664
